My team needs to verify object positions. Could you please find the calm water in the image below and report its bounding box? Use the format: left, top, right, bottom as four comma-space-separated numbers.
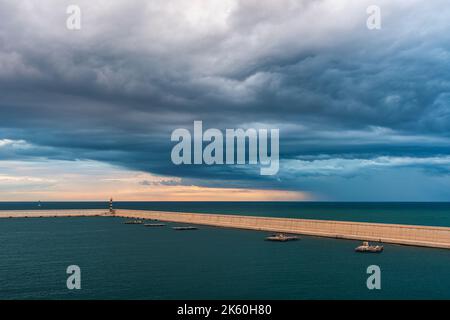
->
0, 202, 450, 299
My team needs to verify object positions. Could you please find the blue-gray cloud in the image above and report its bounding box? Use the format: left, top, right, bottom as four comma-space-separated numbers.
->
1, 0, 450, 199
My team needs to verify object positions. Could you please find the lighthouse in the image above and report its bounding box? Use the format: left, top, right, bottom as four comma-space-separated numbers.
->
109, 198, 114, 215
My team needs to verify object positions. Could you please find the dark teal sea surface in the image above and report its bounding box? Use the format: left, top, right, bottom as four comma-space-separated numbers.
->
0, 202, 450, 299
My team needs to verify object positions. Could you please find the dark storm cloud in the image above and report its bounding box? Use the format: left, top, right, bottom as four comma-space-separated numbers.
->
1, 0, 450, 195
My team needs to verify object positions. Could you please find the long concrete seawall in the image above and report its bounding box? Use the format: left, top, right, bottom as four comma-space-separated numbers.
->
116, 209, 450, 249
1, 209, 450, 249
0, 209, 108, 218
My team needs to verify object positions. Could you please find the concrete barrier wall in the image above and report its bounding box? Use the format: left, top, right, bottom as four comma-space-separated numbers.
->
116, 210, 450, 249
0, 209, 108, 218
1, 208, 449, 249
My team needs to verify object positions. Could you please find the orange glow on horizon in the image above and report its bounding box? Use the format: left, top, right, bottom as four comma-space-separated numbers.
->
2, 185, 310, 201
0, 160, 312, 201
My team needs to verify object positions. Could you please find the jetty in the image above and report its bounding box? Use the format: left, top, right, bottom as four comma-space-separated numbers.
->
116, 210, 450, 249
0, 209, 107, 218
1, 209, 450, 249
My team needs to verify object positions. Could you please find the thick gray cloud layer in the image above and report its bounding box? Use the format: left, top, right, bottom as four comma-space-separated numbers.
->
1, 0, 450, 199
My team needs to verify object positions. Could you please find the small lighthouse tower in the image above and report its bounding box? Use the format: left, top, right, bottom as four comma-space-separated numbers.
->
109, 198, 115, 215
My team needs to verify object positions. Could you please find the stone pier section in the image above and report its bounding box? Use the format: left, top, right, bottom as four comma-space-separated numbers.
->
0, 209, 107, 218
116, 210, 450, 249
1, 209, 450, 249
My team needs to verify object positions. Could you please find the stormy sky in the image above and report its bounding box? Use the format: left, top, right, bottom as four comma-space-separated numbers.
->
1, 0, 450, 201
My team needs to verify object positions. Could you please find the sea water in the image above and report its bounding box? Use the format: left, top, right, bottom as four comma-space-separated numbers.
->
0, 202, 449, 299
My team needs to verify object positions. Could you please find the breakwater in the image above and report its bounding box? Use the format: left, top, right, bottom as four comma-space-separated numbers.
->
1, 209, 450, 249
0, 209, 107, 218
116, 209, 450, 249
